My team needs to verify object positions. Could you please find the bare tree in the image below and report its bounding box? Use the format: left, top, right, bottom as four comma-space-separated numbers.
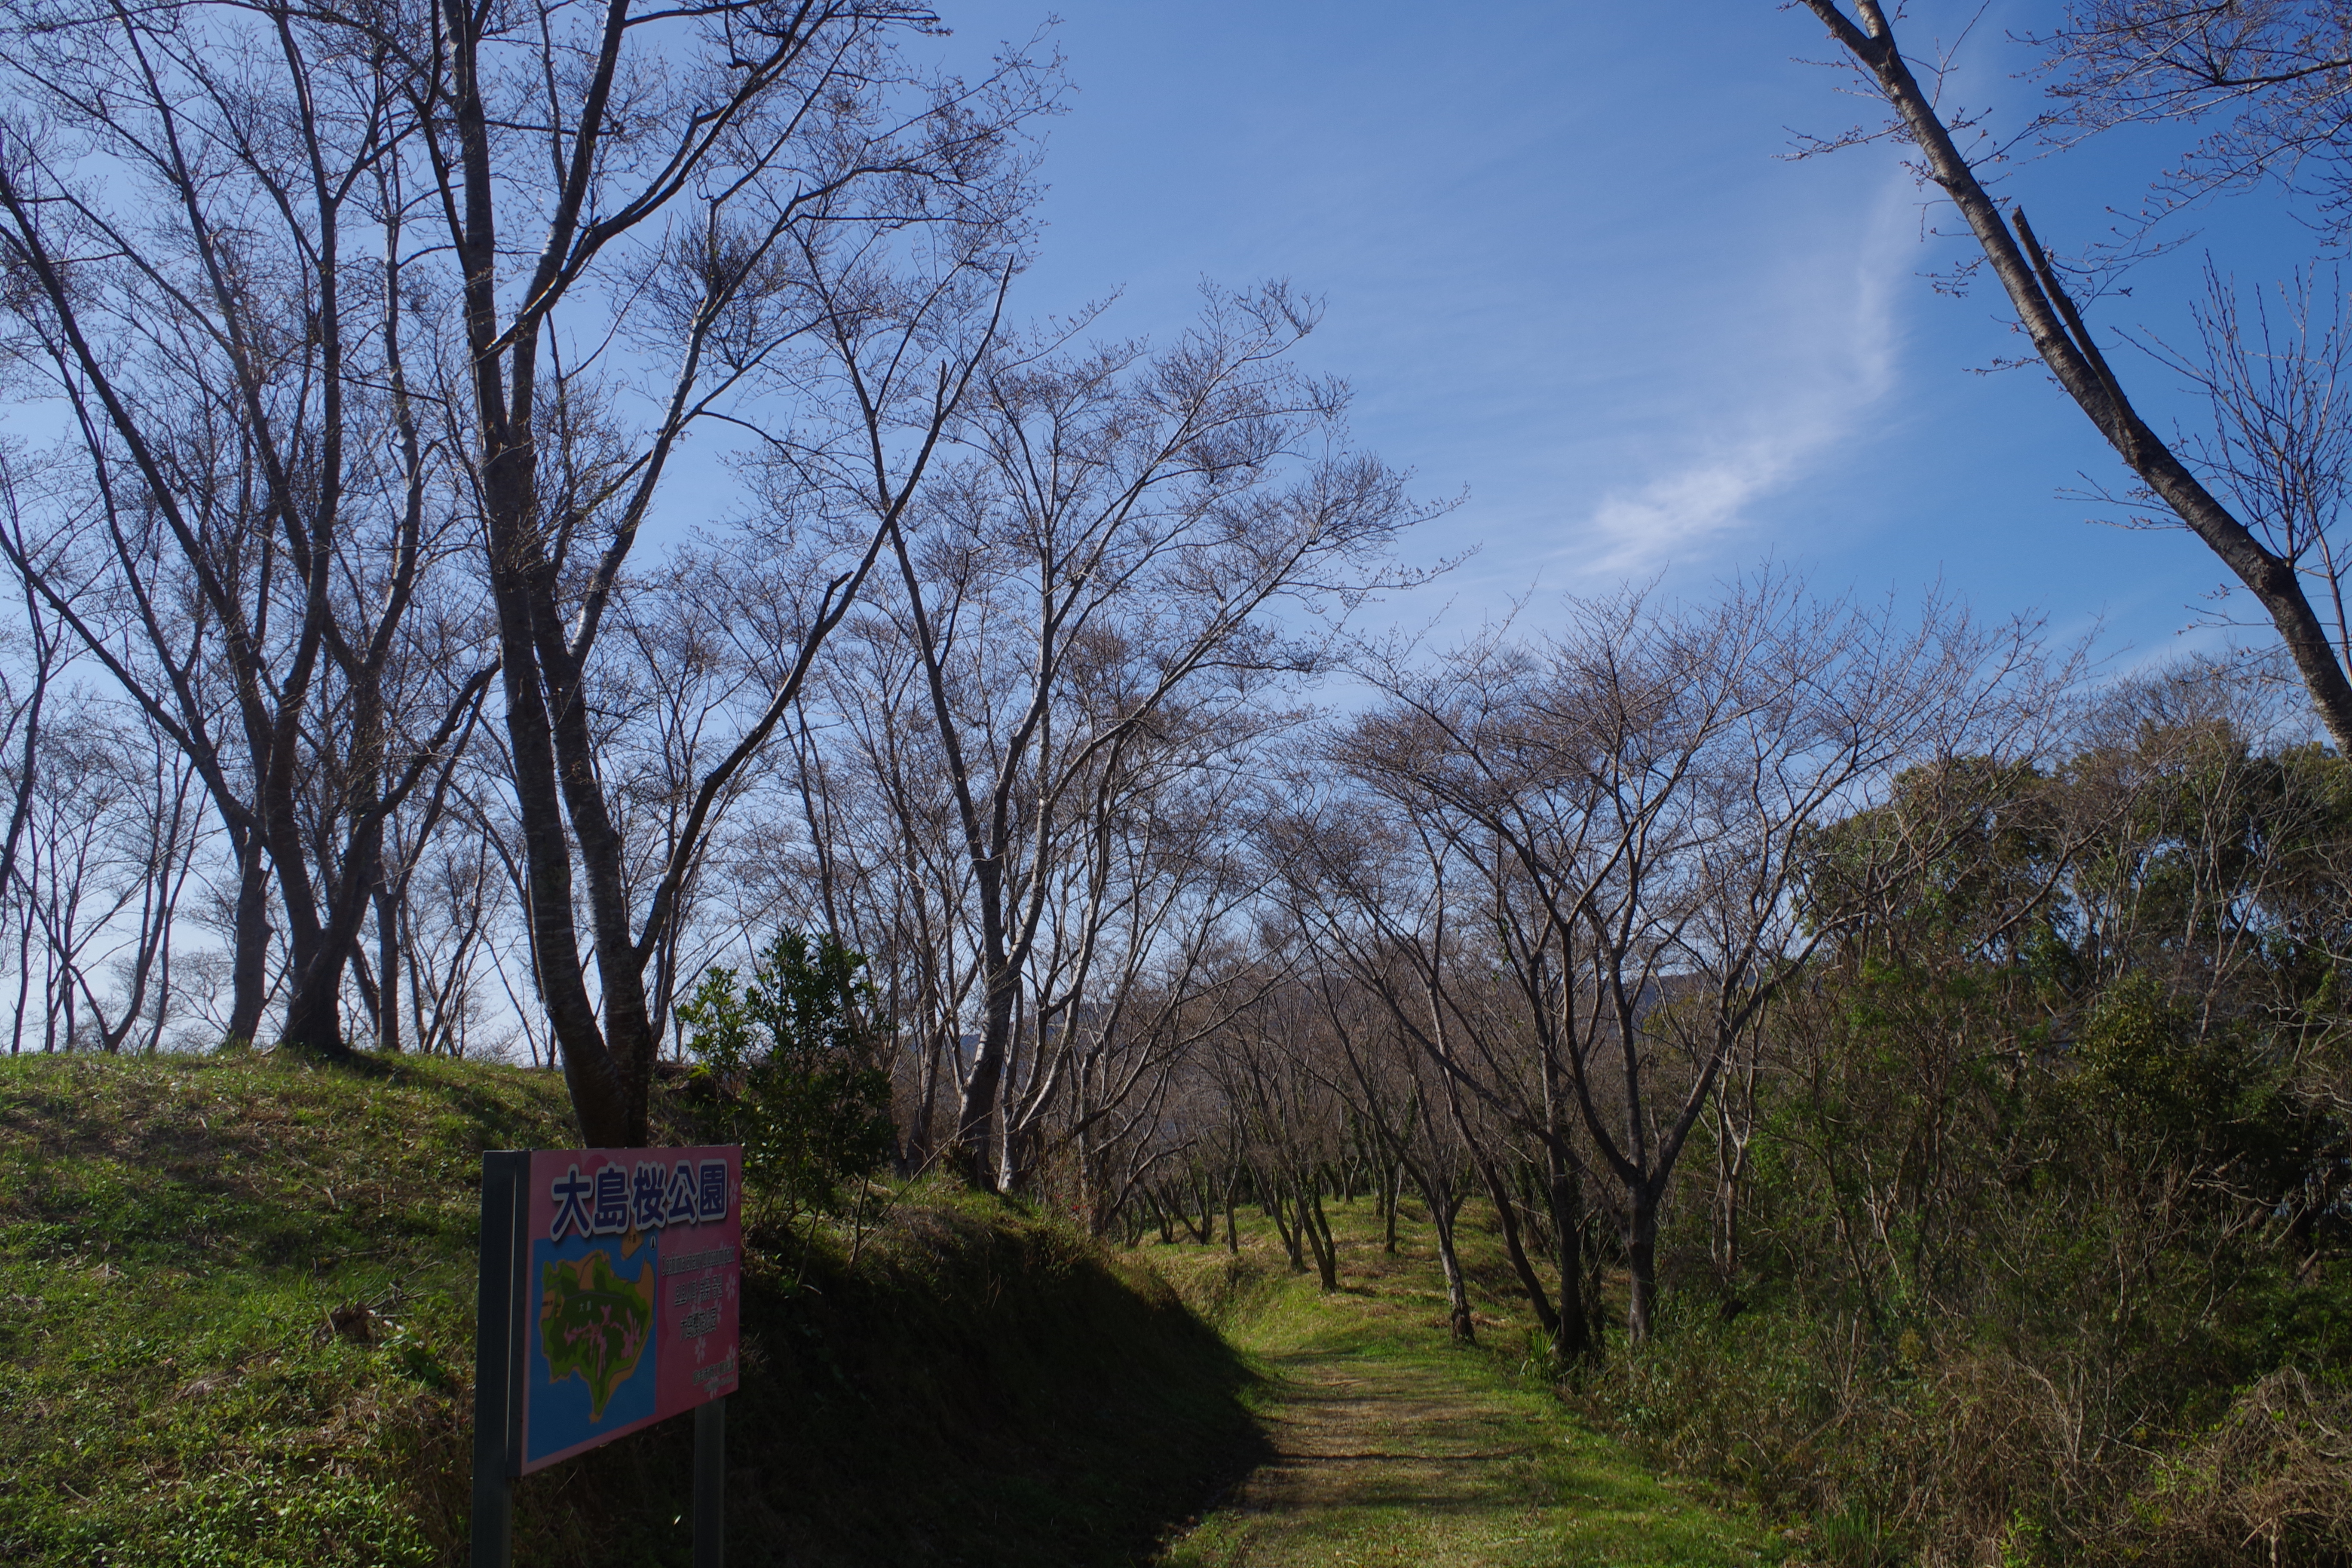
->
1036, 739, 1282, 1213
0, 481, 68, 1054
1323, 580, 2055, 1338
418, 0, 1053, 1143
4, 693, 207, 1053
2041, 2, 2352, 231
1294, 963, 1480, 1338
13, 707, 126, 1053
783, 565, 1308, 1196
1794, 1, 2352, 750
1281, 778, 1601, 1358
0, 0, 496, 1052
880, 284, 1435, 1184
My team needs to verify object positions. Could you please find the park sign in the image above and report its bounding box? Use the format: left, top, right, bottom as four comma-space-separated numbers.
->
520, 1145, 743, 1467
472, 1144, 741, 1566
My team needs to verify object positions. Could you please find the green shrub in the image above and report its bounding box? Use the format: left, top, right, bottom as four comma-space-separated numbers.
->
677, 930, 895, 1241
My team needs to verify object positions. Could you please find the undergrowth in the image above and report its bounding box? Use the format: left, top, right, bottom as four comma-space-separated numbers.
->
1567, 1283, 2352, 1568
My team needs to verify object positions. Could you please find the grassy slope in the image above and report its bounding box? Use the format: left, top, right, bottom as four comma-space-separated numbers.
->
1147, 1204, 1785, 1568
0, 1053, 1253, 1567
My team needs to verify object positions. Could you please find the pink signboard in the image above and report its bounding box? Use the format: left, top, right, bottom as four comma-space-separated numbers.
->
516, 1144, 741, 1475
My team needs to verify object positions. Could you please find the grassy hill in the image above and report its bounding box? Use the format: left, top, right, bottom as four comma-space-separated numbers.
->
0, 1052, 1257, 1567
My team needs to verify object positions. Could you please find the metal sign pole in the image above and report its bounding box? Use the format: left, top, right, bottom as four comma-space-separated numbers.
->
694, 1395, 725, 1568
471, 1151, 529, 1568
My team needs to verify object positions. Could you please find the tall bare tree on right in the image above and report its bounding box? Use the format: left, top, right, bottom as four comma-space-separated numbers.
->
1795, 1, 2352, 752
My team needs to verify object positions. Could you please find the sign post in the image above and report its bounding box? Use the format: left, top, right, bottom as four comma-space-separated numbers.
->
469, 1150, 527, 1567
472, 1144, 742, 1566
695, 1395, 725, 1568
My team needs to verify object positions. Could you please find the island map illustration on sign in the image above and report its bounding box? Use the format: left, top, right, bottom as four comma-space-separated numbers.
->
538, 1249, 655, 1419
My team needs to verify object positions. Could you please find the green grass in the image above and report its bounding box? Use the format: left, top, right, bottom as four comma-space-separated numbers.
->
0, 1051, 563, 1567
1145, 1206, 1788, 1568
0, 1052, 1256, 1567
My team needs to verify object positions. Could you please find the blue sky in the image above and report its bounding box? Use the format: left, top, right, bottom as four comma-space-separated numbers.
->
924, 2, 2321, 672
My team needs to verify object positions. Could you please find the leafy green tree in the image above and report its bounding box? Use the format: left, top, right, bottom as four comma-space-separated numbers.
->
679, 931, 895, 1240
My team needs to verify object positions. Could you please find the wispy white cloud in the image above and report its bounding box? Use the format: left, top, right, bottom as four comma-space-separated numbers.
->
1571, 168, 1914, 578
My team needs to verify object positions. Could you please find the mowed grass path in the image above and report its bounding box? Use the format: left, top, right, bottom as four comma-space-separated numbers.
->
1149, 1207, 1781, 1568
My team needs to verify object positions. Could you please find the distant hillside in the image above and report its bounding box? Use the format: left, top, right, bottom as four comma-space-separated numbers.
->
0, 1054, 1257, 1566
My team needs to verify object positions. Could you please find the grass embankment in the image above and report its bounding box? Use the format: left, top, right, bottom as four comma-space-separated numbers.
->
1146, 1204, 1783, 1568
0, 1053, 1253, 1567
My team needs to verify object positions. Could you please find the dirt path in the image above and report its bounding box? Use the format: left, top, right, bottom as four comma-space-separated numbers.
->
1189, 1345, 1549, 1565
1153, 1241, 1777, 1568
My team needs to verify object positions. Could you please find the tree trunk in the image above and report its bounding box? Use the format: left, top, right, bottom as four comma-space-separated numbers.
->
278, 940, 350, 1057
1427, 1186, 1475, 1344
226, 845, 273, 1049
1000, 1112, 1040, 1196
1269, 1174, 1305, 1271
1549, 1166, 1592, 1364
374, 879, 401, 1054
905, 1025, 947, 1177
1184, 1172, 1215, 1243
1302, 1183, 1338, 1292
1715, 1128, 1749, 1278
1625, 1187, 1662, 1342
1473, 1153, 1560, 1340
951, 969, 1018, 1187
